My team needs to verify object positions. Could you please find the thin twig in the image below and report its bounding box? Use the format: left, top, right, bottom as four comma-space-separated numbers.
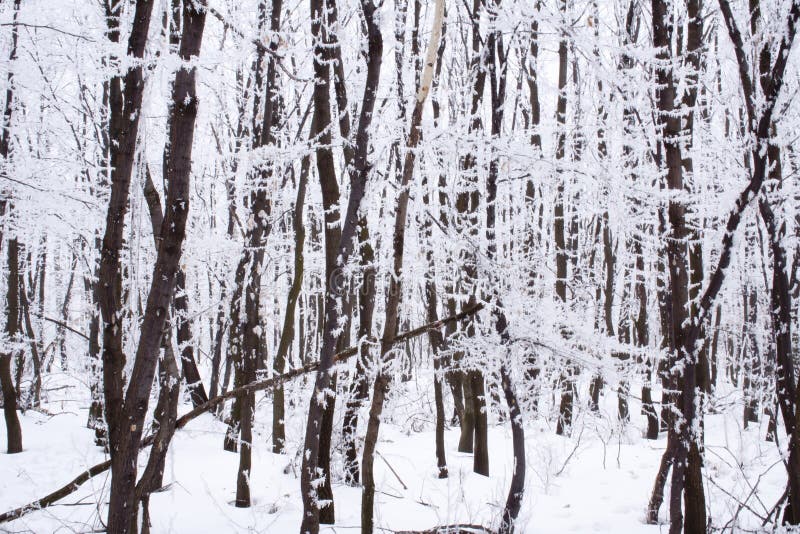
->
0, 22, 95, 41
35, 315, 90, 341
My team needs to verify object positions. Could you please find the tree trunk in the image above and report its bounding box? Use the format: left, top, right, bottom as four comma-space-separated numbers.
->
2, 236, 22, 454
273, 151, 309, 454
342, 215, 377, 485
554, 0, 575, 437
649, 0, 707, 530
175, 269, 208, 408
299, 0, 383, 526
360, 1, 440, 530
104, 2, 205, 531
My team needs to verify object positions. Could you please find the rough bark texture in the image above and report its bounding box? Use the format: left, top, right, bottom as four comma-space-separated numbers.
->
104, 2, 205, 531
649, 0, 706, 530
98, 1, 156, 478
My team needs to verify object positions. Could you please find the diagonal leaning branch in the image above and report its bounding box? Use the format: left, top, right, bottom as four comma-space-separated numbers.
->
0, 303, 483, 525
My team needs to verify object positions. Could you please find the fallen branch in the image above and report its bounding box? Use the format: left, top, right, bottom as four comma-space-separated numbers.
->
395, 525, 493, 534
36, 315, 90, 342
376, 450, 408, 491
0, 303, 482, 524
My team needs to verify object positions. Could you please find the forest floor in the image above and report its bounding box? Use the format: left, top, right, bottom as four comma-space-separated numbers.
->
0, 369, 791, 533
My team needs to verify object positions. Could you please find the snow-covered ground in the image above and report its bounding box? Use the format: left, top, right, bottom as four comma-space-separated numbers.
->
0, 370, 790, 533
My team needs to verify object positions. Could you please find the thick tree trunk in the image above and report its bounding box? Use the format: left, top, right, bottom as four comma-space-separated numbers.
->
650, 0, 706, 530
303, 0, 347, 520
98, 1, 157, 481
104, 3, 205, 531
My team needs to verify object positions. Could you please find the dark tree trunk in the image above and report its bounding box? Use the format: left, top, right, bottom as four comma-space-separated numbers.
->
98, 2, 157, 483
175, 269, 208, 408
0, 0, 22, 456
458, 367, 475, 452
359, 1, 437, 530
650, 0, 706, 530
2, 236, 22, 454
273, 152, 309, 454
135, 340, 180, 534
342, 216, 376, 485
299, 0, 383, 527
104, 2, 205, 531
303, 0, 348, 520
554, 0, 575, 437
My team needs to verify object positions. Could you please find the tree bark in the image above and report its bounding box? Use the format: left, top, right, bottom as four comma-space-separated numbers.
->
2, 235, 22, 454
554, 0, 575, 438
98, 1, 157, 483
273, 152, 309, 454
360, 0, 440, 530
0, 303, 482, 527
104, 2, 205, 531
299, 0, 383, 526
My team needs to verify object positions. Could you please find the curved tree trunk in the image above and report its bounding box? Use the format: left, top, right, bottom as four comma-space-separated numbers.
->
360, 0, 441, 530
273, 152, 310, 454
299, 0, 383, 527
104, 2, 205, 530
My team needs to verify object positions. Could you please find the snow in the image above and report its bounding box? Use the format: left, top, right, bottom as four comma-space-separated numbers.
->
0, 372, 790, 533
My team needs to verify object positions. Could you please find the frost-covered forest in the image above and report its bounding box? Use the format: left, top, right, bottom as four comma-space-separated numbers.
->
1, 0, 800, 532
